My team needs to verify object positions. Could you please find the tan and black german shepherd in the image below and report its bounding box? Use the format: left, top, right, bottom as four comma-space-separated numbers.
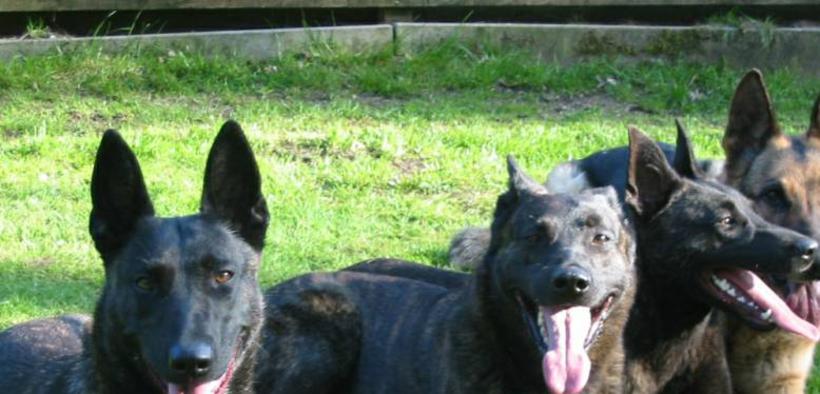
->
719, 71, 820, 394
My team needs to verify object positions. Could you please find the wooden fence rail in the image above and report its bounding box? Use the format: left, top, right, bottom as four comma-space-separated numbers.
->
1, 0, 815, 12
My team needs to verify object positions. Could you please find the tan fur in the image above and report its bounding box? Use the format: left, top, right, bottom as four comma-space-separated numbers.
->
722, 71, 820, 394
771, 135, 793, 149
729, 325, 815, 394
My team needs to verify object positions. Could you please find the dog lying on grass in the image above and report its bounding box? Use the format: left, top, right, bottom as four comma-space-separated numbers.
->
255, 156, 636, 394
451, 125, 819, 392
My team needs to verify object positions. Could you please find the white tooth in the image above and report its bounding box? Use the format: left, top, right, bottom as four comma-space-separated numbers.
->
737, 296, 747, 303
727, 287, 736, 297
761, 309, 773, 321
712, 275, 732, 291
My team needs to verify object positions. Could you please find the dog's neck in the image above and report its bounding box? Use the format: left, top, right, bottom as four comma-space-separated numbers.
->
623, 251, 716, 389
451, 255, 546, 392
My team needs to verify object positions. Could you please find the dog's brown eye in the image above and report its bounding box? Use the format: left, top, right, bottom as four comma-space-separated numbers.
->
592, 234, 610, 244
719, 216, 736, 226
214, 271, 234, 284
761, 187, 790, 210
135, 277, 155, 291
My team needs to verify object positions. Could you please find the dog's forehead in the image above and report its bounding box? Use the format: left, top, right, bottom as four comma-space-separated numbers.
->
118, 216, 253, 269
686, 179, 740, 204
746, 136, 820, 194
517, 193, 620, 228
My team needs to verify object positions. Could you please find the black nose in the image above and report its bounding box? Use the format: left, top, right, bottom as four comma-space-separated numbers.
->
169, 342, 213, 378
552, 265, 592, 297
793, 238, 818, 272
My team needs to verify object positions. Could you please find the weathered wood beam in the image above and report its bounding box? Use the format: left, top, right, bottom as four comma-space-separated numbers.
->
0, 0, 815, 12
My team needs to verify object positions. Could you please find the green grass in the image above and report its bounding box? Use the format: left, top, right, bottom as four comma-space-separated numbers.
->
1, 40, 819, 389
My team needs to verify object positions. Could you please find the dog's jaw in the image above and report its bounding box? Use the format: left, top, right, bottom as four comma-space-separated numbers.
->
516, 293, 616, 394
701, 268, 819, 341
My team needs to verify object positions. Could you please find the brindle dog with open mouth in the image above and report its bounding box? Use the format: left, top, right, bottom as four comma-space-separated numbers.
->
0, 121, 269, 394
255, 156, 635, 394
451, 127, 819, 392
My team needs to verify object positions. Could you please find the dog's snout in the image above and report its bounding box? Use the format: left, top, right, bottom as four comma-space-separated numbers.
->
793, 238, 818, 272
169, 342, 214, 378
551, 265, 591, 297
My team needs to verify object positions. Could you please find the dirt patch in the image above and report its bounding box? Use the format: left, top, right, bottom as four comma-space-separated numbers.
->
540, 92, 625, 115
26, 257, 56, 268
392, 157, 428, 176
3, 129, 22, 139
262, 134, 382, 164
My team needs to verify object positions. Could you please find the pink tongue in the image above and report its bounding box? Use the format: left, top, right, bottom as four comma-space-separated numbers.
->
167, 378, 222, 394
718, 269, 820, 341
785, 282, 820, 328
541, 306, 592, 394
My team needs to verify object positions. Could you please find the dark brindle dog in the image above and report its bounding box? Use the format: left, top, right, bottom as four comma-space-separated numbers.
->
615, 128, 817, 392
450, 126, 819, 392
255, 156, 636, 394
451, 71, 820, 393
0, 121, 269, 394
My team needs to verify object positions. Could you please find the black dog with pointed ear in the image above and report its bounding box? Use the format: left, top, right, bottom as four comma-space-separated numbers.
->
89, 130, 156, 261
618, 127, 818, 393
200, 121, 269, 251
0, 120, 269, 394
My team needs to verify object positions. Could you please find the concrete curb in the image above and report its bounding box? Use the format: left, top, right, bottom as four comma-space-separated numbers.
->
395, 23, 820, 76
0, 23, 817, 76
0, 25, 394, 60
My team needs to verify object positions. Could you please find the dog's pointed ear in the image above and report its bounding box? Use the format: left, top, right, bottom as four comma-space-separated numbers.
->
672, 119, 702, 180
506, 155, 548, 198
807, 94, 820, 140
200, 121, 269, 251
626, 127, 682, 219
89, 130, 155, 261
722, 69, 780, 181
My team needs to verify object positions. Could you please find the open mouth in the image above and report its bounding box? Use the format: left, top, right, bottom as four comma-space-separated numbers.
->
516, 292, 615, 394
700, 268, 819, 341
142, 332, 247, 394
783, 280, 820, 329
166, 356, 235, 394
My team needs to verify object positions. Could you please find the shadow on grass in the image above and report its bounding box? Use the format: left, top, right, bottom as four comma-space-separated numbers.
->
0, 262, 99, 328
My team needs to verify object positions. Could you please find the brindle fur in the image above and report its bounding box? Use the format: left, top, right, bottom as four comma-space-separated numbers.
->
585, 128, 815, 393
255, 157, 636, 394
0, 121, 269, 394
449, 125, 818, 393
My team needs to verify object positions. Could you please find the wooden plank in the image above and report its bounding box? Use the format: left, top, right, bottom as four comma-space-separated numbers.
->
0, 0, 816, 12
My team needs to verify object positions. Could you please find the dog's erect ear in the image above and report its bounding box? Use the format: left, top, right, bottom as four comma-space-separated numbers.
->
89, 130, 155, 261
807, 94, 820, 139
672, 119, 702, 180
626, 127, 682, 219
722, 69, 780, 181
200, 121, 269, 251
506, 155, 548, 198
